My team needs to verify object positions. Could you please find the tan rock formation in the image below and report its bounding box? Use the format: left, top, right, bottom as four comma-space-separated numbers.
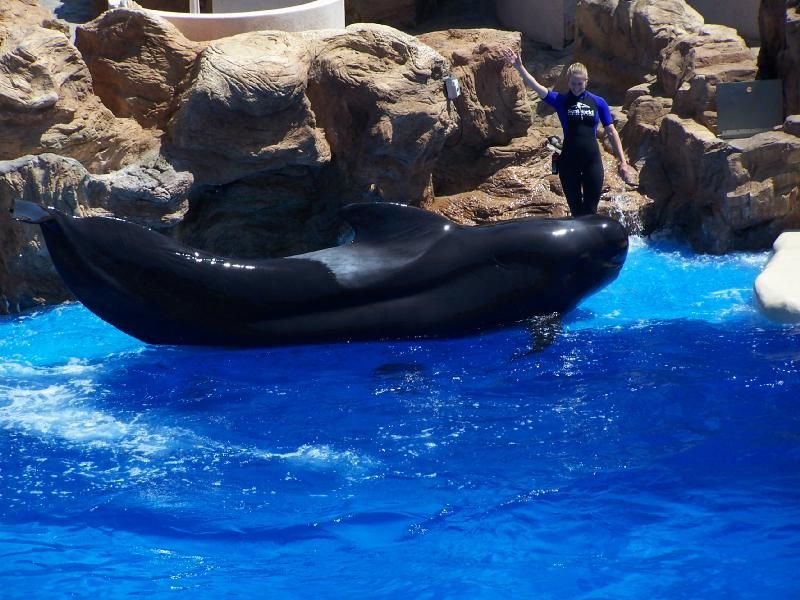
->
659, 24, 756, 127
576, 0, 759, 122
417, 29, 532, 194
758, 0, 800, 115
163, 23, 459, 254
659, 25, 754, 97
657, 114, 730, 200
724, 132, 800, 235
0, 154, 84, 313
0, 150, 193, 311
5, 0, 798, 313
419, 27, 654, 231
422, 136, 566, 223
0, 0, 160, 173
574, 0, 705, 100
84, 155, 192, 226
621, 92, 673, 163
166, 30, 329, 186
0, 0, 54, 29
75, 8, 205, 130
305, 24, 454, 204
572, 0, 796, 250
657, 115, 800, 252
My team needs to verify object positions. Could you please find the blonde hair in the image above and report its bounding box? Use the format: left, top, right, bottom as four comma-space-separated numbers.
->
566, 62, 589, 80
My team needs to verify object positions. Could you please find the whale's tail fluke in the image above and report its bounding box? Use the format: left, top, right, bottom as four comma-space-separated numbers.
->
11, 200, 54, 224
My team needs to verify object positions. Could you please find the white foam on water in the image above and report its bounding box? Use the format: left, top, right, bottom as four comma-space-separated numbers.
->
0, 382, 171, 455
0, 359, 99, 378
0, 377, 378, 486
0, 344, 377, 484
251, 443, 376, 468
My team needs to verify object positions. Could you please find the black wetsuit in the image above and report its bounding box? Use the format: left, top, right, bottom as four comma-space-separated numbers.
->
544, 90, 613, 216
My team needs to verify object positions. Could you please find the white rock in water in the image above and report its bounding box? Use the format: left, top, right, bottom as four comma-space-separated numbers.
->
754, 231, 800, 323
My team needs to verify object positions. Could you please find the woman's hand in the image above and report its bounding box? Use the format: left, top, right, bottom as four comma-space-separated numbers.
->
499, 47, 548, 99
500, 47, 522, 69
617, 162, 636, 185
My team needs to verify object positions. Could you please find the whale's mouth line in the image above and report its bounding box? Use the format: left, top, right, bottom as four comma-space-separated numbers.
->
600, 261, 625, 271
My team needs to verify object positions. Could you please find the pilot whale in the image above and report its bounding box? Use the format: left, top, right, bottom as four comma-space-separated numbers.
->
13, 200, 627, 346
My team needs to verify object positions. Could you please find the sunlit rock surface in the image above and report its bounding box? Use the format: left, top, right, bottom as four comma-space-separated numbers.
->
75, 8, 205, 130
168, 29, 330, 185
575, 0, 797, 253
661, 24, 757, 127
0, 151, 193, 311
655, 116, 800, 253
0, 154, 83, 313
574, 0, 705, 100
303, 24, 454, 205
0, 0, 159, 172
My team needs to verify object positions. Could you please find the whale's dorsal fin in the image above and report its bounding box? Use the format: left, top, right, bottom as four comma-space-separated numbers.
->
12, 200, 54, 224
339, 202, 456, 244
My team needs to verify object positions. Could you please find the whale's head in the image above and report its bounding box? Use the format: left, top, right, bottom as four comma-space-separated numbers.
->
565, 214, 628, 297
563, 214, 628, 261
485, 214, 628, 315
542, 215, 628, 313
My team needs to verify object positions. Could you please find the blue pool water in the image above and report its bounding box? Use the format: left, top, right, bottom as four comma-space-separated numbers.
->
1, 238, 798, 598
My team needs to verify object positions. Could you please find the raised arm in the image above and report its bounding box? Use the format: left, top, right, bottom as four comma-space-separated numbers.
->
501, 47, 548, 100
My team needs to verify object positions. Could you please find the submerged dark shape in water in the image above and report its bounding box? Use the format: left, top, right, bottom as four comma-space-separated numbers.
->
12, 200, 627, 347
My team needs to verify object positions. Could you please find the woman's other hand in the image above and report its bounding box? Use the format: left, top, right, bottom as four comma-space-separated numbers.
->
500, 47, 522, 69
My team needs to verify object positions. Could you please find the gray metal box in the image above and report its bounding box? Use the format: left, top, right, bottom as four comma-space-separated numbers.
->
717, 80, 784, 139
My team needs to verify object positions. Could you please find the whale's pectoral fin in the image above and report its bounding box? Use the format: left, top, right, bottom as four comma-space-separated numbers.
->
512, 312, 562, 358
12, 200, 54, 224
339, 202, 456, 244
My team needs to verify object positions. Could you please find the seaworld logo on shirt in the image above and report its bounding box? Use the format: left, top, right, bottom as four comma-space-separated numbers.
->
568, 102, 595, 120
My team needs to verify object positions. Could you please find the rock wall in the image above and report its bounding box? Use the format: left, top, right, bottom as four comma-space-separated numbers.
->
415, 30, 641, 226
758, 0, 800, 115
417, 29, 532, 192
574, 0, 706, 101
0, 155, 84, 313
75, 9, 205, 130
656, 116, 800, 252
303, 24, 453, 205
3, 0, 800, 312
2, 5, 501, 310
168, 30, 331, 186
576, 0, 799, 253
0, 1, 160, 173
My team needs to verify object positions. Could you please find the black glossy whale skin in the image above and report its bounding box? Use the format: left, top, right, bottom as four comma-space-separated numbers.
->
13, 201, 628, 346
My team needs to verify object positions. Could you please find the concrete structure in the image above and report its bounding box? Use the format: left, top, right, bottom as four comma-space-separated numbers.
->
494, 0, 576, 50
116, 0, 345, 41
686, 0, 760, 42
754, 231, 800, 323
